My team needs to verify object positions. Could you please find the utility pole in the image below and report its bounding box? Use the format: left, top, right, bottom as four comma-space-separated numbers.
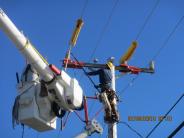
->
108, 64, 117, 138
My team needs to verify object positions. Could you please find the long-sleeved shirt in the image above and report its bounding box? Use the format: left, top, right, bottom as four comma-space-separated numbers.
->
87, 69, 112, 85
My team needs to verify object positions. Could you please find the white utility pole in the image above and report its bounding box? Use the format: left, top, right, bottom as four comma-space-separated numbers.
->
108, 64, 117, 138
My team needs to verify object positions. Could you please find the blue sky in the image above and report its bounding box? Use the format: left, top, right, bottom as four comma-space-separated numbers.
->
0, 0, 184, 138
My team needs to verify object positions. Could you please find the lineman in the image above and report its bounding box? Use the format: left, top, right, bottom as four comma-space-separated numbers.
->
87, 57, 119, 123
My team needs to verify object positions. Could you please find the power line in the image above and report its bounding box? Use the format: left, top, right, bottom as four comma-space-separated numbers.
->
119, 75, 139, 96
89, 0, 119, 61
168, 121, 184, 138
119, 121, 144, 138
135, 0, 160, 40
118, 0, 161, 96
152, 15, 184, 61
80, 0, 89, 18
145, 93, 184, 138
71, 52, 101, 93
78, 0, 119, 81
118, 15, 184, 137
119, 14, 184, 96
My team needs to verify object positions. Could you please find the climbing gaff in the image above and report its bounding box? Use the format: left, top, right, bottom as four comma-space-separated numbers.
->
119, 41, 137, 64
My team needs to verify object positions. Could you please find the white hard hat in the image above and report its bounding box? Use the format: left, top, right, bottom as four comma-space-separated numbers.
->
107, 57, 115, 63
93, 58, 99, 63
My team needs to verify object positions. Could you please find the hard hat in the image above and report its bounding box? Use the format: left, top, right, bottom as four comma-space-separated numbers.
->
107, 57, 115, 63
93, 58, 99, 63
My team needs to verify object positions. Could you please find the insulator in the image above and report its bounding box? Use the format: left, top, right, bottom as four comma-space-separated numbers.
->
119, 41, 137, 64
149, 61, 155, 70
70, 18, 84, 46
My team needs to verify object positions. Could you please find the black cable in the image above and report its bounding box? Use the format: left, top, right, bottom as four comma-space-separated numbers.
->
119, 121, 144, 138
135, 0, 160, 40
71, 52, 101, 93
145, 93, 184, 138
168, 121, 184, 138
16, 72, 20, 83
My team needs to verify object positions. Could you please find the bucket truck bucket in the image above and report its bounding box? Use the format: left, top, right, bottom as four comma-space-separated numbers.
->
13, 65, 57, 132
16, 82, 57, 131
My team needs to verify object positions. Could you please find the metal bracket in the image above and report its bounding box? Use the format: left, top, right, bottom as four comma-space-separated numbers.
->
85, 119, 103, 136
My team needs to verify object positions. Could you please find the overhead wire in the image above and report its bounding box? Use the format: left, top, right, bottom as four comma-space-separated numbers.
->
74, 111, 85, 122
78, 0, 119, 79
117, 7, 184, 138
145, 93, 184, 138
168, 121, 184, 138
151, 15, 184, 61
135, 0, 160, 41
119, 75, 139, 96
64, 0, 90, 95
69, 0, 88, 79
119, 14, 184, 96
80, 0, 89, 18
118, 0, 160, 96
88, 0, 119, 61
119, 121, 144, 138
78, 0, 119, 82
71, 52, 101, 93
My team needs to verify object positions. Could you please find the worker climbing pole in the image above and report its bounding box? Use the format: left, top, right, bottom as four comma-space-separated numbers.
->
86, 57, 119, 124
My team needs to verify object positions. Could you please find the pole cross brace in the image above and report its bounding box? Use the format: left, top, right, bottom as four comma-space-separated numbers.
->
62, 59, 154, 74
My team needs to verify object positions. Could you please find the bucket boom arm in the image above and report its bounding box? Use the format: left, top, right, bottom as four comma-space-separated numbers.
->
0, 8, 83, 122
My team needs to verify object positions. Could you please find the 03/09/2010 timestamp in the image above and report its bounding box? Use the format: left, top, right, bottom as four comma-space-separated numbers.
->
128, 116, 172, 122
